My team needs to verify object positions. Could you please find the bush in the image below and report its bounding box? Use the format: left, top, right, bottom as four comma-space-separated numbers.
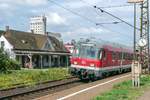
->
0, 68, 70, 89
0, 49, 20, 73
7, 59, 20, 70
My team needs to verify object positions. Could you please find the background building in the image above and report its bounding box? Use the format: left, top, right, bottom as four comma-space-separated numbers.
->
0, 26, 70, 68
30, 15, 46, 35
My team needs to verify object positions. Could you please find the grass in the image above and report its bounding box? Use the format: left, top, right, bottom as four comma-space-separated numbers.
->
0, 68, 70, 90
93, 75, 150, 100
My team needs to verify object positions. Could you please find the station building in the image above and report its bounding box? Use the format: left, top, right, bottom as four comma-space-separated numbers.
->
0, 26, 70, 69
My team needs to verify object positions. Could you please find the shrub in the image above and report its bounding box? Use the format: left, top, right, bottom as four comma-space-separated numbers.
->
7, 59, 20, 70
0, 49, 20, 73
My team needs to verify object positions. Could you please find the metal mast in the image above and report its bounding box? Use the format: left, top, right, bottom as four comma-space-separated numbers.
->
140, 0, 150, 73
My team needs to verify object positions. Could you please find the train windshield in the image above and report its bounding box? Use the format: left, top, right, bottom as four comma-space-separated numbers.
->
72, 49, 79, 57
79, 46, 99, 59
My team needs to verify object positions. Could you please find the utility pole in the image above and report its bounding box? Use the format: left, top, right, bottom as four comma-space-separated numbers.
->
140, 0, 150, 73
128, 0, 150, 73
134, 3, 136, 61
128, 0, 149, 87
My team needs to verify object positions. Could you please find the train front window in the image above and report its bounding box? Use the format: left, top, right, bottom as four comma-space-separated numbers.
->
79, 46, 99, 59
72, 49, 79, 57
79, 46, 87, 58
86, 47, 97, 59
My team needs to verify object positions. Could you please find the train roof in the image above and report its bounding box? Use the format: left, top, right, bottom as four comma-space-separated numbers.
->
78, 39, 133, 53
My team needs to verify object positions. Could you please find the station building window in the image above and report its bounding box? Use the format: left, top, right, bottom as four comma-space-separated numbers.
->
1, 41, 4, 49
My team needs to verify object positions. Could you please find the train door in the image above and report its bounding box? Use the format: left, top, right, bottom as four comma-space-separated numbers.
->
101, 49, 108, 67
107, 51, 112, 67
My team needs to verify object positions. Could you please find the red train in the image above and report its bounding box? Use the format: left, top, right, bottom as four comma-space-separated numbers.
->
69, 40, 133, 80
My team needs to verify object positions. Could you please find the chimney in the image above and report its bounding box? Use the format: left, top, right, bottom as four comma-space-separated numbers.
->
6, 26, 9, 32
31, 29, 34, 34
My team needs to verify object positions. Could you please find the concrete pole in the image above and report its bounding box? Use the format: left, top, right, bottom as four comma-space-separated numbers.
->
134, 3, 136, 60
40, 55, 43, 69
49, 55, 51, 68
27, 54, 33, 69
66, 56, 68, 68
58, 56, 60, 67
147, 0, 150, 72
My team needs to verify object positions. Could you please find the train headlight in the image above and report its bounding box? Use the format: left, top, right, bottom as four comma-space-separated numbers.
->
74, 61, 77, 65
90, 63, 95, 67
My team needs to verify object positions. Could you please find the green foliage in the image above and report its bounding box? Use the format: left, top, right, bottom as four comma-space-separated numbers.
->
0, 49, 20, 73
0, 49, 9, 73
0, 68, 70, 89
6, 59, 20, 70
93, 75, 150, 100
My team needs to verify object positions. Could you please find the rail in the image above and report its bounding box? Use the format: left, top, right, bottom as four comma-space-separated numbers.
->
0, 77, 80, 99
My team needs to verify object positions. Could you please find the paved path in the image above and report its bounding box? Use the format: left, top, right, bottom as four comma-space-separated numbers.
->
35, 73, 131, 100
138, 89, 150, 100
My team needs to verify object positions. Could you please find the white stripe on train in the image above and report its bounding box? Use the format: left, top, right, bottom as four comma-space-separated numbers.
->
71, 64, 131, 71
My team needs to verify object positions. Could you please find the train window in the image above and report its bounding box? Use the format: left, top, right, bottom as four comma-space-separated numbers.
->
112, 52, 116, 60
119, 52, 122, 59
127, 53, 130, 60
98, 50, 103, 60
102, 50, 106, 59
73, 49, 79, 57
128, 54, 133, 60
79, 46, 87, 58
131, 54, 133, 60
126, 53, 129, 60
86, 47, 98, 59
123, 53, 130, 60
116, 52, 119, 60
112, 52, 114, 59
123, 53, 126, 59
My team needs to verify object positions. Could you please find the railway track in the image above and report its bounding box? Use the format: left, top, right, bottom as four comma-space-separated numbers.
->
0, 77, 83, 100
0, 72, 130, 100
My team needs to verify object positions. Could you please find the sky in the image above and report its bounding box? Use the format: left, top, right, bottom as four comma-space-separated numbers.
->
0, 0, 141, 46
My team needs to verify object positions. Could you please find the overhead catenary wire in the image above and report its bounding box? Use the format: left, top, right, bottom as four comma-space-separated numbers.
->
94, 6, 141, 31
79, 0, 133, 23
48, 0, 118, 26
96, 21, 122, 25
79, 0, 105, 19
47, 0, 132, 38
79, 0, 140, 31
47, 0, 97, 25
98, 5, 133, 9
79, 0, 132, 9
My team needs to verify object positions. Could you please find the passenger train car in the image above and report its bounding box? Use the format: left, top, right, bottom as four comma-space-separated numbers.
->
69, 40, 133, 80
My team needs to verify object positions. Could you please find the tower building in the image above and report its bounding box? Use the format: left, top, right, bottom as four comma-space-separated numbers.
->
30, 15, 46, 35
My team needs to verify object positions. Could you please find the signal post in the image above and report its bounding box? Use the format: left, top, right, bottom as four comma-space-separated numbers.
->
132, 52, 141, 87
128, 0, 149, 87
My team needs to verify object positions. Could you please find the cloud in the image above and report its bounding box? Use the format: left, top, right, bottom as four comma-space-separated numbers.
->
0, 3, 10, 9
74, 27, 103, 34
0, 0, 47, 6
81, 0, 102, 5
24, 0, 47, 6
61, 27, 105, 42
47, 13, 67, 25
0, 0, 134, 46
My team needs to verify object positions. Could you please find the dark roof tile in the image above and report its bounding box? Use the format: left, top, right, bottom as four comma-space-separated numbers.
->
4, 30, 68, 53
